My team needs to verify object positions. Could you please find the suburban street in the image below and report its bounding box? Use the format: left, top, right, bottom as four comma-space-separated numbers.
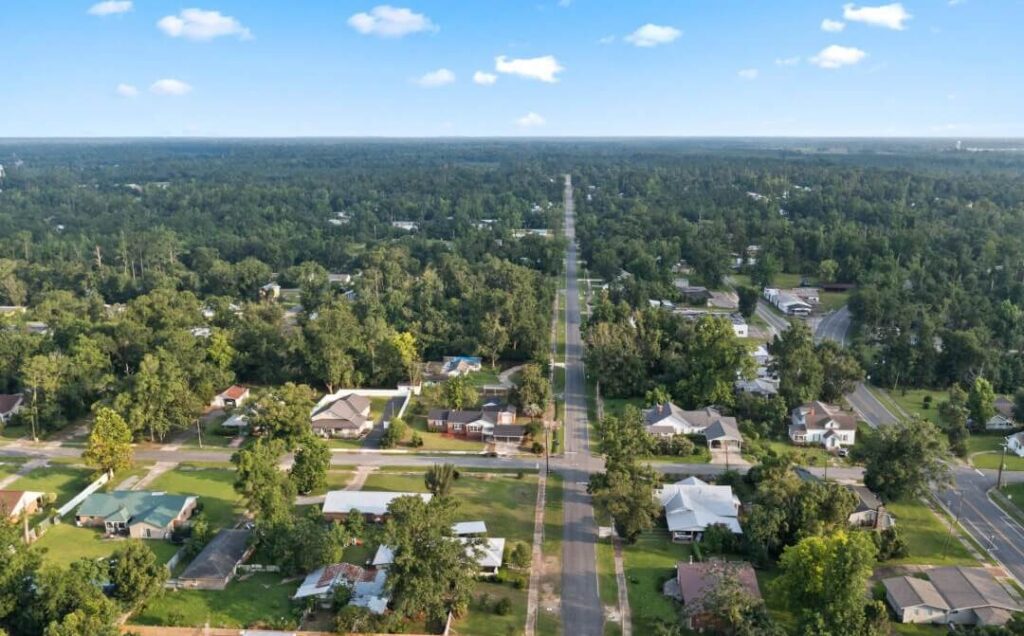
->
557, 174, 604, 635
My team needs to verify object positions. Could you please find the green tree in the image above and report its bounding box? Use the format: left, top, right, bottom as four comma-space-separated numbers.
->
380, 417, 407, 449
108, 542, 167, 609
301, 302, 362, 392
382, 496, 477, 625
818, 259, 839, 284
247, 383, 317, 446
511, 364, 551, 413
113, 350, 198, 442
674, 316, 752, 408
737, 286, 759, 319
82, 407, 133, 475
21, 353, 67, 441
425, 463, 458, 498
290, 436, 331, 494
441, 376, 478, 410
689, 566, 775, 636
863, 419, 951, 502
232, 438, 296, 523
770, 323, 823, 408
773, 531, 881, 636
477, 312, 508, 370
0, 518, 42, 625
816, 340, 864, 403
967, 377, 996, 429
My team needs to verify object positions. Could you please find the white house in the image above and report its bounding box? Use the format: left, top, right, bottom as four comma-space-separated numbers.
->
1006, 432, 1024, 458
643, 404, 743, 451
987, 397, 1016, 431
730, 314, 748, 338
656, 477, 742, 542
293, 563, 389, 614
789, 401, 858, 449
373, 537, 506, 575
211, 385, 250, 409
322, 491, 432, 522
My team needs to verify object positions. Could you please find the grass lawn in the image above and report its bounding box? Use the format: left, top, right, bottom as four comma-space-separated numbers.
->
622, 530, 691, 634
369, 396, 391, 420
885, 499, 977, 566
132, 573, 299, 629
537, 473, 564, 636
969, 434, 1024, 470
459, 580, 529, 636
467, 368, 501, 388
757, 569, 795, 632
148, 465, 245, 530
885, 388, 947, 422
749, 440, 854, 469
11, 464, 94, 507
600, 397, 645, 420
403, 415, 487, 452
360, 471, 538, 542
597, 539, 618, 608
818, 291, 850, 312
34, 523, 179, 565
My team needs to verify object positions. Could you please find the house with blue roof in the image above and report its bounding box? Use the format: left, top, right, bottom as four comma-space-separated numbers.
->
75, 491, 197, 540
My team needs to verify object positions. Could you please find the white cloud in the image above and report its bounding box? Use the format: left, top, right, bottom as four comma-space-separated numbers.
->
115, 83, 139, 98
150, 79, 193, 96
738, 68, 759, 80
158, 9, 252, 41
821, 19, 846, 32
624, 23, 681, 47
88, 1, 132, 16
495, 55, 564, 83
810, 44, 868, 69
516, 112, 546, 128
473, 71, 497, 86
775, 56, 801, 66
842, 3, 912, 30
347, 5, 436, 38
415, 68, 455, 87
598, 35, 616, 45
558, 0, 572, 6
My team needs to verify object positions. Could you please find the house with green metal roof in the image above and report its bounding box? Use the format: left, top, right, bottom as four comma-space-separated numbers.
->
75, 491, 197, 539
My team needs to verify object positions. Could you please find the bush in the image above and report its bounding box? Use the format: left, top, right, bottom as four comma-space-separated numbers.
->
922, 395, 933, 409
691, 541, 703, 562
516, 470, 525, 480
873, 526, 909, 561
508, 541, 531, 569
699, 523, 737, 554
511, 576, 526, 590
409, 432, 424, 448
495, 597, 513, 615
380, 418, 407, 449
531, 441, 544, 454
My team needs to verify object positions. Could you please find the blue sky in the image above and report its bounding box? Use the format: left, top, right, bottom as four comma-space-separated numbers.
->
1, 1, 1021, 137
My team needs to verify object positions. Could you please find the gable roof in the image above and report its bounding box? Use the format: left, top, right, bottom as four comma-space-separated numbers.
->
312, 394, 371, 429
883, 576, 950, 611
374, 538, 505, 569
658, 479, 742, 534
293, 562, 384, 600
0, 394, 23, 414
846, 485, 884, 514
794, 401, 857, 431
676, 561, 761, 612
76, 491, 195, 528
322, 491, 432, 516
995, 397, 1014, 420
217, 385, 248, 401
453, 521, 487, 536
179, 528, 252, 582
645, 404, 739, 435
704, 418, 742, 442
0, 490, 43, 518
927, 567, 1022, 612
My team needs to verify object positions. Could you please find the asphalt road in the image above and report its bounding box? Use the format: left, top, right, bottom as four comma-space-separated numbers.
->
755, 299, 792, 337
846, 382, 899, 428
558, 174, 604, 635
814, 305, 851, 346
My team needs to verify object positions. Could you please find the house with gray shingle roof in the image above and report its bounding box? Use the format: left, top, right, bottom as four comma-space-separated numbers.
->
311, 393, 372, 439
75, 491, 196, 539
644, 403, 743, 451
884, 566, 1022, 626
789, 401, 857, 449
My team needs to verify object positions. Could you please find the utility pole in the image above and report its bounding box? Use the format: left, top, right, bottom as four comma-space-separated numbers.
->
196, 419, 204, 449
998, 444, 1007, 490
545, 424, 551, 474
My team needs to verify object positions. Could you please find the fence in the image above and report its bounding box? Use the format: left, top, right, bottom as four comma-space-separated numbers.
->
56, 470, 111, 517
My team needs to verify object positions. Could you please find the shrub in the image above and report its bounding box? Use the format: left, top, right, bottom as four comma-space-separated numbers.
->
409, 432, 424, 448
380, 418, 407, 449
495, 597, 513, 615
531, 441, 544, 454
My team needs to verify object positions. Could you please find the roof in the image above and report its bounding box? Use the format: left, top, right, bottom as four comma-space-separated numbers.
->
453, 521, 487, 536
218, 385, 248, 401
0, 490, 43, 517
676, 562, 762, 612
311, 394, 371, 429
794, 401, 857, 431
76, 491, 195, 528
180, 529, 252, 581
322, 491, 432, 516
0, 394, 23, 414
293, 562, 384, 599
374, 538, 505, 569
428, 405, 516, 427
223, 413, 248, 428
658, 478, 742, 534
704, 418, 742, 442
735, 378, 779, 395
995, 397, 1014, 420
492, 424, 527, 438
847, 485, 884, 514
927, 567, 1022, 612
883, 576, 950, 611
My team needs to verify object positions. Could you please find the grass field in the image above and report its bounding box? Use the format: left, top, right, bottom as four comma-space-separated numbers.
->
537, 474, 564, 636
818, 291, 850, 312
460, 580, 529, 636
750, 440, 854, 468
132, 573, 299, 629
11, 464, 94, 507
35, 524, 179, 565
969, 434, 1024, 470
621, 530, 691, 634
885, 388, 947, 422
467, 368, 501, 388
885, 499, 977, 566
597, 539, 619, 608
404, 415, 488, 451
147, 465, 244, 530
